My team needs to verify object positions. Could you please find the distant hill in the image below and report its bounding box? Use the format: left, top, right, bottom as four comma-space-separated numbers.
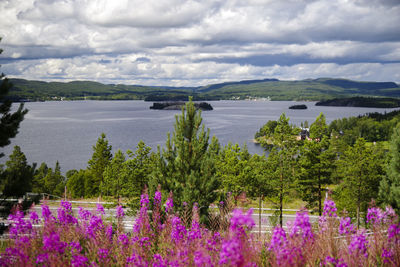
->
5, 77, 400, 101
316, 97, 400, 108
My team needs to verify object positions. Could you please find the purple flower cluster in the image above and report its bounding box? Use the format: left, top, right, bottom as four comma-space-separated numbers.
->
268, 227, 298, 266
8, 210, 33, 238
41, 204, 55, 222
289, 210, 314, 241
219, 238, 242, 265
171, 216, 187, 243
116, 205, 125, 218
96, 203, 105, 215
229, 208, 255, 233
1, 196, 399, 266
366, 207, 384, 225
57, 200, 78, 225
388, 223, 400, 244
165, 197, 173, 213
154, 190, 162, 206
322, 199, 337, 217
43, 232, 67, 254
339, 217, 356, 235
348, 230, 369, 258
78, 207, 91, 220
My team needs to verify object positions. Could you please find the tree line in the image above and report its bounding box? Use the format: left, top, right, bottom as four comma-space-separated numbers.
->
2, 99, 400, 227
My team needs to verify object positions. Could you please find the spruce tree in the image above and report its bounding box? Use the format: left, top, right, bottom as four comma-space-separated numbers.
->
43, 161, 65, 196
215, 143, 251, 204
32, 162, 49, 193
87, 133, 112, 197
379, 123, 400, 213
1, 146, 34, 197
121, 141, 154, 210
102, 149, 125, 203
264, 113, 300, 226
66, 170, 89, 198
299, 113, 335, 215
334, 138, 385, 226
151, 97, 220, 222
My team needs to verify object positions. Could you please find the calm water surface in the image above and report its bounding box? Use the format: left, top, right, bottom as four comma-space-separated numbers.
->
1, 100, 399, 173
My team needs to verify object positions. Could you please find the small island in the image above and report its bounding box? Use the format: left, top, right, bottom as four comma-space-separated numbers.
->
150, 101, 213, 111
315, 97, 400, 108
289, 104, 307, 110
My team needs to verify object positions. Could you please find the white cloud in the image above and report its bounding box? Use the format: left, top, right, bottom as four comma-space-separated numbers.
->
0, 0, 399, 85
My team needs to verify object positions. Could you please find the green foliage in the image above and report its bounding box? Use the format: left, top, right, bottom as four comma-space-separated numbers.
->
329, 111, 400, 145
215, 143, 251, 203
8, 77, 400, 101
263, 114, 300, 226
0, 146, 35, 197
102, 149, 125, 202
254, 120, 278, 148
379, 123, 400, 213
0, 45, 28, 158
87, 133, 113, 196
66, 169, 91, 198
151, 98, 220, 222
333, 138, 385, 226
32, 162, 49, 193
121, 141, 155, 211
299, 113, 335, 215
316, 96, 400, 108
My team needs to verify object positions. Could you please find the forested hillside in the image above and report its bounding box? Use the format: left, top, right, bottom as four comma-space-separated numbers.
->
6, 77, 400, 101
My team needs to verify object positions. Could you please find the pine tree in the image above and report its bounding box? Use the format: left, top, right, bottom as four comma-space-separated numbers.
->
379, 123, 400, 213
102, 149, 125, 203
151, 97, 220, 222
0, 41, 27, 158
264, 113, 300, 226
87, 133, 112, 197
121, 141, 154, 210
299, 113, 335, 215
1, 146, 34, 197
32, 162, 49, 193
334, 138, 385, 226
43, 161, 65, 196
215, 143, 251, 204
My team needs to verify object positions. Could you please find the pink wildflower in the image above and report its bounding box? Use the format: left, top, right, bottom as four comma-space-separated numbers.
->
116, 205, 125, 218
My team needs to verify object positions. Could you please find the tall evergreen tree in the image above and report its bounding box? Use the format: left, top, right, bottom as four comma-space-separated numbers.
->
102, 149, 125, 203
121, 141, 154, 210
87, 133, 112, 196
32, 162, 49, 193
43, 161, 65, 196
334, 138, 385, 226
151, 98, 220, 222
379, 123, 400, 213
215, 143, 251, 204
299, 113, 335, 215
0, 41, 27, 158
1, 146, 34, 197
264, 113, 300, 226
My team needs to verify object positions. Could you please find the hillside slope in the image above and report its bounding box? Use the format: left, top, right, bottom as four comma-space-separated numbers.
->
6, 78, 399, 101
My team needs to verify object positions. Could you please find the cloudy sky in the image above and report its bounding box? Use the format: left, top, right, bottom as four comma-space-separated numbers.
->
0, 0, 399, 87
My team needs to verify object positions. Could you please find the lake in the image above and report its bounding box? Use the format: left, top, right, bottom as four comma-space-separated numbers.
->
1, 100, 399, 173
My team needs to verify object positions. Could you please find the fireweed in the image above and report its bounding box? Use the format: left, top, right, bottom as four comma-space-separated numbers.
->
1, 195, 399, 266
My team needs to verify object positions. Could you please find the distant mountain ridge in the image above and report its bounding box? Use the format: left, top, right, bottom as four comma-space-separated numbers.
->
5, 77, 400, 101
